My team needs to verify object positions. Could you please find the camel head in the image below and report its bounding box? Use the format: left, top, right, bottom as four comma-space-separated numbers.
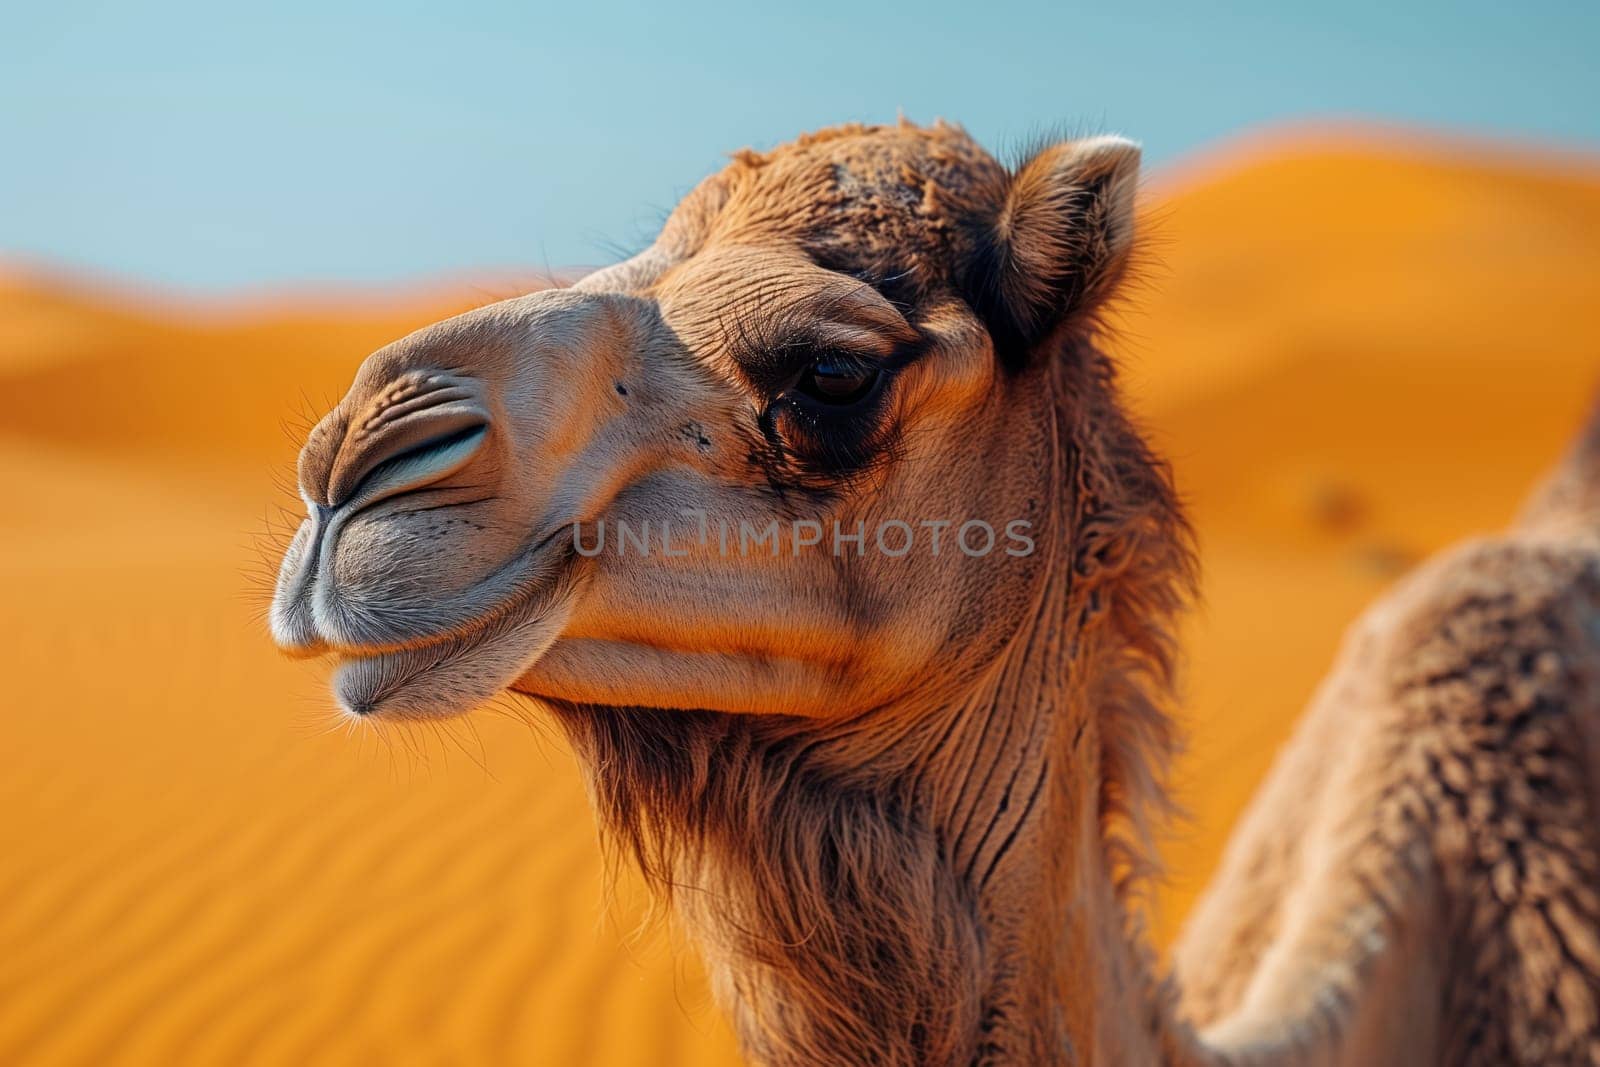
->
270, 122, 1150, 725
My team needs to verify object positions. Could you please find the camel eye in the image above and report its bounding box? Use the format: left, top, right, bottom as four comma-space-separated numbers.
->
795, 354, 880, 405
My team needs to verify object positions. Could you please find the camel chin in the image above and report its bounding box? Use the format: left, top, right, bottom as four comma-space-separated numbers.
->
329, 592, 574, 720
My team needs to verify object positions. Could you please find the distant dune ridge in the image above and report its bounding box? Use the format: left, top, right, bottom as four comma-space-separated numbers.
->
1, 129, 1597, 1065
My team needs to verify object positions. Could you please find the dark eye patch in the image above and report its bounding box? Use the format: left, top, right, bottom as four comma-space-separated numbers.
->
726, 320, 871, 397
713, 271, 926, 482
717, 275, 920, 398
757, 351, 902, 480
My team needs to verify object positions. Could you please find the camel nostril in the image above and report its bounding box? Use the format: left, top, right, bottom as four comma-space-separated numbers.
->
326, 407, 491, 511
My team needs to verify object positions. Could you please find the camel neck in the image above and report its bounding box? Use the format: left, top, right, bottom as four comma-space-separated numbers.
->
662, 615, 1195, 1064
658, 536, 1198, 1064
911, 548, 1186, 1065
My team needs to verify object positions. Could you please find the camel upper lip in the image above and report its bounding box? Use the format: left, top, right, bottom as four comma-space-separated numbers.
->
276, 522, 574, 659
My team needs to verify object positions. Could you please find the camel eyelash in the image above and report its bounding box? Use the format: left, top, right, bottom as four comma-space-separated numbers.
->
718, 286, 922, 396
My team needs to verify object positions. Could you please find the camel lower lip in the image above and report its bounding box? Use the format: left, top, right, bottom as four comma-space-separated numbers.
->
330, 579, 576, 720
333, 646, 451, 716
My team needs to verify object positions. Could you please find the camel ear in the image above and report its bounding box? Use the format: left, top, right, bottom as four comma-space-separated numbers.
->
962, 135, 1141, 362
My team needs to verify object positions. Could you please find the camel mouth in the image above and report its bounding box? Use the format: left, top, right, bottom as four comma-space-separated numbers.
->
311, 528, 582, 720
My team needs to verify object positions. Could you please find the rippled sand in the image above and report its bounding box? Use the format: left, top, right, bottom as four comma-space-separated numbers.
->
2, 131, 1596, 1064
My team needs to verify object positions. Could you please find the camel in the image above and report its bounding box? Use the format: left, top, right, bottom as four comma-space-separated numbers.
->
268, 121, 1600, 1065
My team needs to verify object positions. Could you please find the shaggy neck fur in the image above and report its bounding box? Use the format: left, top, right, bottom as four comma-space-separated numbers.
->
550, 341, 1201, 1065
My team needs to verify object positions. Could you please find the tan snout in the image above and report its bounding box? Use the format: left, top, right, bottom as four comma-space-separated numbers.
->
267, 288, 673, 716
271, 362, 501, 653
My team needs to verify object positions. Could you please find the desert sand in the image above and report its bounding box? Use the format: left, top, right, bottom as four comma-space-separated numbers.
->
1, 130, 1597, 1065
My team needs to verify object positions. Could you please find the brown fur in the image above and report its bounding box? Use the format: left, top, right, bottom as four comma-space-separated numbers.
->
271, 121, 1600, 1064
1176, 450, 1600, 1066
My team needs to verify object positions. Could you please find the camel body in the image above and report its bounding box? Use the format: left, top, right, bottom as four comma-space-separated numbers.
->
1177, 481, 1600, 1065
268, 121, 1600, 1064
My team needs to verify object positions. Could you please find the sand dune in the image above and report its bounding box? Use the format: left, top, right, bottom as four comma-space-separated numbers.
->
2, 131, 1597, 1065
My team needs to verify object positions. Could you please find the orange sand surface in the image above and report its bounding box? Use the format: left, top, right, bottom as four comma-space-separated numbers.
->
2, 132, 1598, 1065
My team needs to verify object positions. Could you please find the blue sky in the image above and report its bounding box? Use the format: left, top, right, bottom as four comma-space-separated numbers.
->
5, 1, 1597, 290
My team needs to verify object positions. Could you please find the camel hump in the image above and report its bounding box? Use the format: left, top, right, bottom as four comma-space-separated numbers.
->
1517, 392, 1600, 538
1370, 537, 1600, 1063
